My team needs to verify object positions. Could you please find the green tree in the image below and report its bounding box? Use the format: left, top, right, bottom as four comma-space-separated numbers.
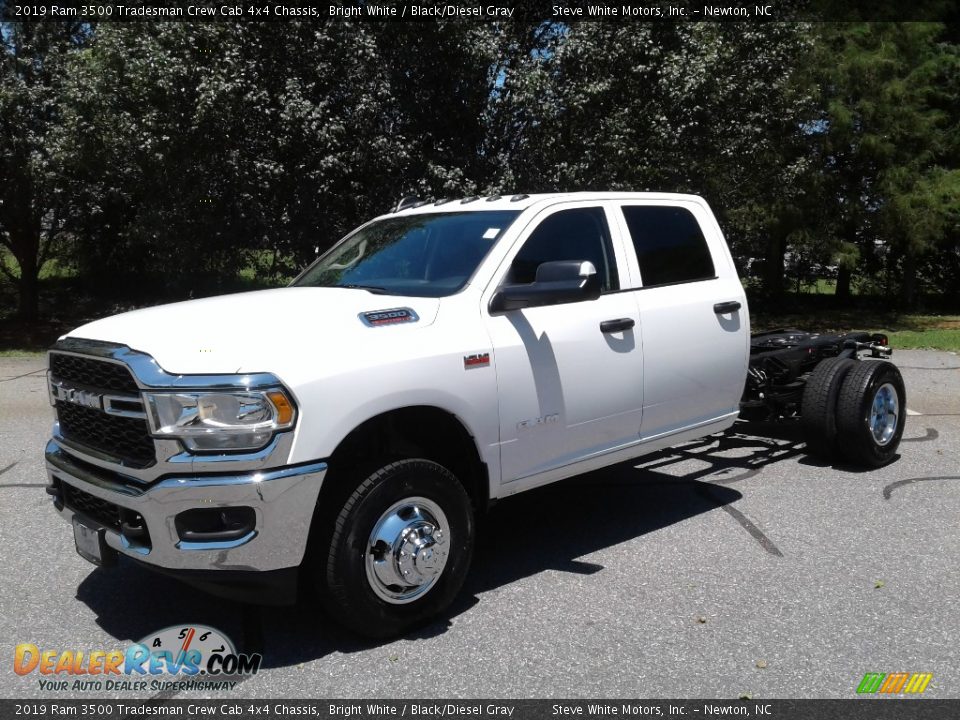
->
370, 22, 501, 196
62, 23, 415, 297
61, 22, 505, 297
0, 22, 87, 321
487, 22, 816, 289
810, 23, 959, 306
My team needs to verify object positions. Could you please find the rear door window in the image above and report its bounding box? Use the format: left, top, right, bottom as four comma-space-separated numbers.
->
621, 206, 715, 287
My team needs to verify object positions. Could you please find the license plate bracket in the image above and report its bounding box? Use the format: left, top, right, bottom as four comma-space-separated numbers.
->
72, 516, 117, 567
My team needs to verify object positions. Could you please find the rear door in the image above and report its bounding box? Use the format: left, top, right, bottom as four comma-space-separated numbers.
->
614, 200, 748, 439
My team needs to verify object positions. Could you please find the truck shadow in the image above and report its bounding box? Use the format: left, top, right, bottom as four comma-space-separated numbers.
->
75, 421, 814, 669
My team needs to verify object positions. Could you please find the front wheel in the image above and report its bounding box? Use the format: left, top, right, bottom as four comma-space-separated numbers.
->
317, 459, 474, 638
835, 360, 906, 468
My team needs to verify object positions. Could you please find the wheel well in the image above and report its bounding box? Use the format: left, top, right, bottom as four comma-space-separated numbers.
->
323, 406, 489, 513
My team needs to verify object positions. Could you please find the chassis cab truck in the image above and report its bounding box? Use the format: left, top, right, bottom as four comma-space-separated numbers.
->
44, 192, 904, 636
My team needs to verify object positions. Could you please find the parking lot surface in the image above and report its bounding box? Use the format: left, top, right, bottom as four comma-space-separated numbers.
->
1, 350, 957, 699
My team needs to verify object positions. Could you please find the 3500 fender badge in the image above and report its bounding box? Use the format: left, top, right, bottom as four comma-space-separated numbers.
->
359, 308, 420, 327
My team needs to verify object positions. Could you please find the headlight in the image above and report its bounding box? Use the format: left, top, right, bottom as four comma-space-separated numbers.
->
144, 389, 296, 451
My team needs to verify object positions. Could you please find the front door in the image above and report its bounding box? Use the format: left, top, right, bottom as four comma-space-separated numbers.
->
484, 205, 644, 483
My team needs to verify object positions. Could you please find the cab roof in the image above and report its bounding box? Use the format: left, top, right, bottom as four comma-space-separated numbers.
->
388, 192, 707, 216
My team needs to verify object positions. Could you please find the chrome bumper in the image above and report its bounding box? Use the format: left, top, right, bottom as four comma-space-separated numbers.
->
45, 439, 326, 573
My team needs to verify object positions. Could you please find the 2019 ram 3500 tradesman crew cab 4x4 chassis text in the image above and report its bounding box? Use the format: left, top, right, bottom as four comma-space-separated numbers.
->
44, 193, 905, 637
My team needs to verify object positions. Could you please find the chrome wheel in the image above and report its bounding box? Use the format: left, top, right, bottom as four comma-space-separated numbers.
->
870, 382, 899, 446
365, 496, 450, 605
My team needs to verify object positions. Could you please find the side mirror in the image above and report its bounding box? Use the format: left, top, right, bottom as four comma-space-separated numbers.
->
490, 260, 601, 313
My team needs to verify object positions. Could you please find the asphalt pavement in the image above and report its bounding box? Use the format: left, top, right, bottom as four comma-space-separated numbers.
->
1, 350, 957, 700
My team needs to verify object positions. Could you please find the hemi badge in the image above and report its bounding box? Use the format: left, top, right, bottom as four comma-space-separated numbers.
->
359, 307, 420, 327
464, 353, 490, 369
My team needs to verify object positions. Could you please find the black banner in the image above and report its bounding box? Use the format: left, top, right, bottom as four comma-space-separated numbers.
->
2, 0, 959, 23
1, 700, 959, 720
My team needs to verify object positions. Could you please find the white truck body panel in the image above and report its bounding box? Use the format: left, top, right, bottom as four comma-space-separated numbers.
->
62, 192, 748, 502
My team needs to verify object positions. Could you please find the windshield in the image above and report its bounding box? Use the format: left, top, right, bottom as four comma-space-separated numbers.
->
294, 211, 522, 298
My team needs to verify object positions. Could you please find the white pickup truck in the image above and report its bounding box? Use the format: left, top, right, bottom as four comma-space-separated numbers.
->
45, 192, 905, 637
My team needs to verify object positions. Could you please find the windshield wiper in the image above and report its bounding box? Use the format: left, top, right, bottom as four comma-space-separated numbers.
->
339, 283, 392, 295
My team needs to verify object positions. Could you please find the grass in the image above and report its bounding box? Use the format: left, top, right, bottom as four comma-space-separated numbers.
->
753, 311, 960, 352
794, 277, 840, 295
879, 328, 960, 352
0, 349, 45, 358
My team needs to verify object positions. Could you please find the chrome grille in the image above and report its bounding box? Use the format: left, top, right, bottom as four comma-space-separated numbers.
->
50, 352, 155, 468
49, 353, 140, 394
55, 401, 156, 467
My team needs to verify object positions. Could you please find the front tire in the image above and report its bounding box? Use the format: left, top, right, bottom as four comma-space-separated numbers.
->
318, 459, 474, 638
835, 360, 906, 467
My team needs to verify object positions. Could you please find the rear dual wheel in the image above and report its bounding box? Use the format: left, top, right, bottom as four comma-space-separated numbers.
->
835, 360, 906, 467
802, 359, 905, 467
800, 357, 855, 459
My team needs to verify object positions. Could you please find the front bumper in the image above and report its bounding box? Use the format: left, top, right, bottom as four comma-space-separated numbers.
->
45, 439, 326, 599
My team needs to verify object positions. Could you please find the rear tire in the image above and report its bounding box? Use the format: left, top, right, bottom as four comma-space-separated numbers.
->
835, 360, 906, 468
316, 458, 474, 639
800, 357, 855, 460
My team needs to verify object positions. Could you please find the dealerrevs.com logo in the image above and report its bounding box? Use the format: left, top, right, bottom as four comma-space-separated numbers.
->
14, 625, 261, 693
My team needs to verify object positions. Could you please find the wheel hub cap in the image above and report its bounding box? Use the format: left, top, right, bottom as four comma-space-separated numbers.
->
365, 497, 449, 604
870, 382, 899, 446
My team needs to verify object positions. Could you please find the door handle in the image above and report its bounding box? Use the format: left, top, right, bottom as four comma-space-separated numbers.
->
600, 318, 635, 333
713, 301, 741, 314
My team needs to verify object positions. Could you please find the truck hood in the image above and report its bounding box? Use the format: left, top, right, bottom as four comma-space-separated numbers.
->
65, 287, 441, 377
